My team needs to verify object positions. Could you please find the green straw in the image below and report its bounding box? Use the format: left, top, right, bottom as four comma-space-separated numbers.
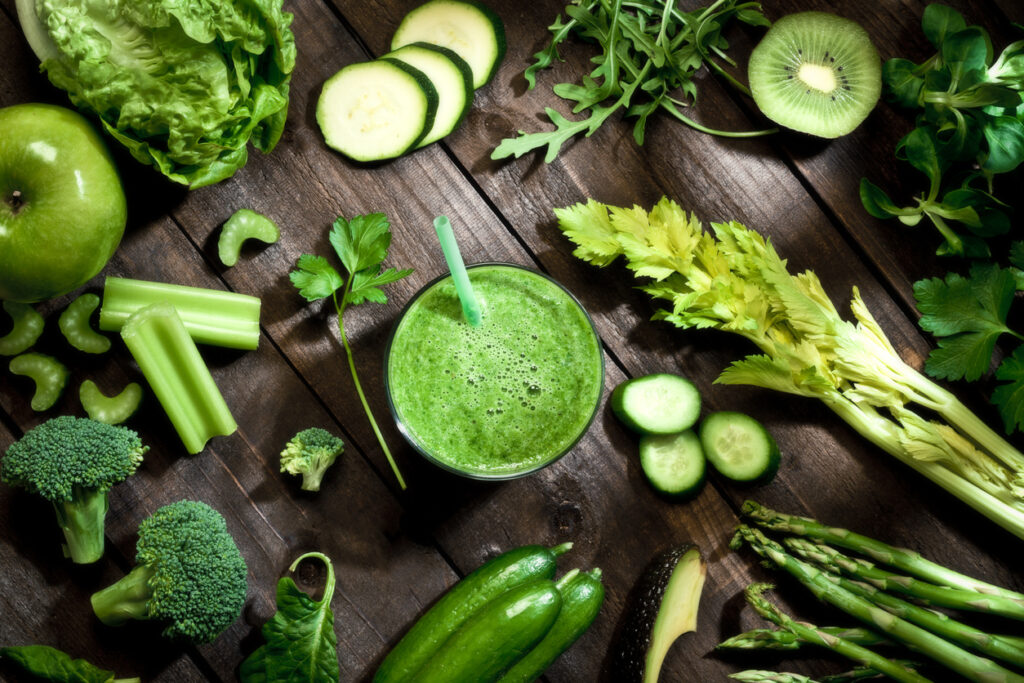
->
434, 216, 482, 327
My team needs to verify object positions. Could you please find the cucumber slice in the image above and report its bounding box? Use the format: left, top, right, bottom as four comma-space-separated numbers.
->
699, 411, 780, 483
611, 373, 701, 435
383, 42, 473, 147
639, 430, 706, 499
316, 60, 438, 162
391, 0, 506, 89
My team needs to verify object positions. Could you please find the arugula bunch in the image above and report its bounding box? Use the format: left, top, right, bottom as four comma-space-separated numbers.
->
860, 4, 1023, 257
492, 0, 775, 163
290, 214, 412, 490
556, 197, 1024, 539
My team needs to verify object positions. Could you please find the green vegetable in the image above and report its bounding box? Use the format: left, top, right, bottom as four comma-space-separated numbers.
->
17, 0, 296, 188
0, 645, 139, 683
411, 579, 563, 683
9, 352, 69, 411
0, 416, 146, 563
90, 499, 247, 643
860, 4, 1023, 256
730, 672, 816, 683
279, 428, 344, 492
59, 293, 110, 354
79, 380, 143, 425
239, 552, 339, 683
218, 209, 281, 268
718, 626, 892, 651
374, 542, 572, 682
290, 213, 412, 490
733, 527, 1024, 683
100, 277, 262, 351
492, 0, 775, 163
120, 302, 237, 454
498, 568, 605, 683
699, 411, 780, 483
555, 197, 1024, 540
638, 430, 707, 500
610, 373, 701, 435
0, 301, 44, 356
736, 585, 928, 683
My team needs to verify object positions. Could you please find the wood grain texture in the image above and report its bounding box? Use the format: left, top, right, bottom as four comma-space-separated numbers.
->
2, 0, 1023, 681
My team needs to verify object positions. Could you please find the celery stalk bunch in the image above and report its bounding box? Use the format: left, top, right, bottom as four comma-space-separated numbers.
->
556, 197, 1024, 539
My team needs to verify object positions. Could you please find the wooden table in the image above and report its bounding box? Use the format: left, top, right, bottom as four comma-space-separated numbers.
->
2, 0, 1022, 680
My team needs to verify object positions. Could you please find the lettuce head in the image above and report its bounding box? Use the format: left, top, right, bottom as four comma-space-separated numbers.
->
17, 0, 296, 188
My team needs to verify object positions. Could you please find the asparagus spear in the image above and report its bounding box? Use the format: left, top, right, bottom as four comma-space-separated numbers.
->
742, 501, 1024, 603
730, 671, 818, 683
785, 540, 1024, 668
780, 536, 1024, 621
719, 627, 891, 651
733, 526, 1024, 683
740, 583, 932, 683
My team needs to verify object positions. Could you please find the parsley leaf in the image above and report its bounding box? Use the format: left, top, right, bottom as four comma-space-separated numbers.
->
993, 346, 1024, 433
914, 263, 1020, 381
290, 213, 411, 489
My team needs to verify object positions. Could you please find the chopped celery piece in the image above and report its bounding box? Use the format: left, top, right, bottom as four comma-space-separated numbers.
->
100, 277, 261, 351
0, 301, 44, 356
60, 293, 111, 354
218, 209, 280, 267
121, 302, 236, 454
80, 380, 143, 425
9, 352, 68, 411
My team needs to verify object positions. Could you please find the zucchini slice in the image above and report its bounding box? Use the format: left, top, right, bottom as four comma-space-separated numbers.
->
383, 42, 473, 147
316, 60, 438, 162
391, 0, 506, 89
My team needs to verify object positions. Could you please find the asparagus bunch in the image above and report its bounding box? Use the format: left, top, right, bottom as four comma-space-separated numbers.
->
723, 502, 1024, 683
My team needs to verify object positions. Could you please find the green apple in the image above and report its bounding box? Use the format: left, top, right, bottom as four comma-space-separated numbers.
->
0, 103, 127, 303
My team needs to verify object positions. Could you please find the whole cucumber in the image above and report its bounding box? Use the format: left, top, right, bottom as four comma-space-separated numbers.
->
374, 543, 572, 682
412, 579, 563, 683
498, 568, 605, 683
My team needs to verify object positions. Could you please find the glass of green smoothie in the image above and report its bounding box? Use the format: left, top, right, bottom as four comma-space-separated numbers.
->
384, 263, 604, 480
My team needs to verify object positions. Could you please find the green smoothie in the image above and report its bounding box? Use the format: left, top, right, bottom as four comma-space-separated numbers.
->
386, 264, 604, 478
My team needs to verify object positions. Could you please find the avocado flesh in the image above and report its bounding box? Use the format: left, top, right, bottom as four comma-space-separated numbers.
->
643, 546, 707, 682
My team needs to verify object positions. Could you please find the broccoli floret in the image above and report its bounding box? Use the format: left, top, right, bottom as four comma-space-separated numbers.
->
0, 415, 147, 564
279, 427, 344, 491
90, 500, 248, 643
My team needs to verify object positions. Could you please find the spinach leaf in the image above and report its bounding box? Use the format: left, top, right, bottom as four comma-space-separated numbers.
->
240, 552, 340, 683
0, 646, 136, 683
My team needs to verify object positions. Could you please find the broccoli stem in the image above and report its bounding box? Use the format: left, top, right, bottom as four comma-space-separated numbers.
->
52, 487, 108, 564
91, 564, 156, 626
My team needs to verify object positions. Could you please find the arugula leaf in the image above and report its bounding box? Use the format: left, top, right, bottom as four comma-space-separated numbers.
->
290, 214, 411, 489
0, 646, 137, 683
993, 346, 1024, 433
914, 263, 1020, 381
240, 552, 339, 683
493, 0, 775, 163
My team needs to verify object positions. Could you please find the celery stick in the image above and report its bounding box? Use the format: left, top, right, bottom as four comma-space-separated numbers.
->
100, 277, 261, 351
121, 303, 236, 454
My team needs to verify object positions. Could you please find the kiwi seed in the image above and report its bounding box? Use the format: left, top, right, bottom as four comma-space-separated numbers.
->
748, 11, 881, 138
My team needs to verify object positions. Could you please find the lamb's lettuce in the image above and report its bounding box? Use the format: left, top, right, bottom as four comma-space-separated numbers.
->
16, 0, 296, 188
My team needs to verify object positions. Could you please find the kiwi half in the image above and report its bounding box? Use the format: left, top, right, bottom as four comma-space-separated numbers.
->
748, 12, 881, 138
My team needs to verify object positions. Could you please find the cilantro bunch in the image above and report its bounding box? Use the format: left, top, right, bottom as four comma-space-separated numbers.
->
290, 213, 412, 489
491, 0, 775, 164
860, 4, 1023, 257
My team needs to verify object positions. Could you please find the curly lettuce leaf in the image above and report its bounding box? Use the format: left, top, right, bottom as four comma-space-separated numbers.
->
25, 0, 295, 188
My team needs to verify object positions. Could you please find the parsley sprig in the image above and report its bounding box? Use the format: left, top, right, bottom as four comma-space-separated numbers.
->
492, 0, 776, 164
860, 4, 1023, 257
290, 213, 412, 489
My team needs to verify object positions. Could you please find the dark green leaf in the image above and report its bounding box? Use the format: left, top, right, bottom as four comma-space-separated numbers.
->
883, 58, 924, 107
921, 4, 966, 50
915, 263, 1017, 381
736, 8, 770, 28
524, 11, 580, 90
290, 255, 343, 302
983, 115, 1024, 173
345, 267, 414, 306
993, 345, 1024, 434
329, 213, 393, 275
239, 553, 340, 683
859, 178, 905, 219
990, 39, 1024, 84
1009, 241, 1024, 271
941, 188, 1010, 236
0, 646, 121, 683
898, 127, 945, 189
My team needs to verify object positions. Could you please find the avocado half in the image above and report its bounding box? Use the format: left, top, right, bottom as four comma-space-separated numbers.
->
613, 543, 707, 683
